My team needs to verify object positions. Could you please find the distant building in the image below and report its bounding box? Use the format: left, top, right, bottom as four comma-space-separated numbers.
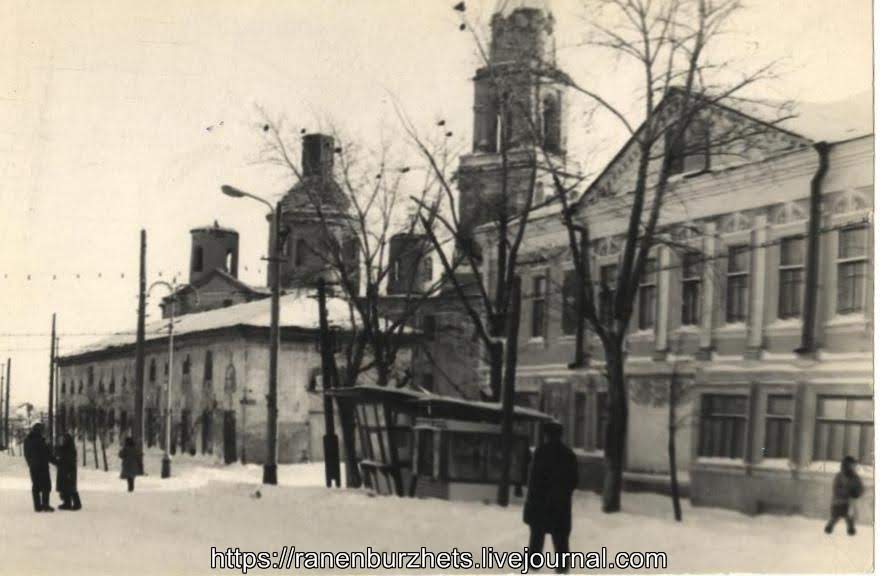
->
57, 137, 373, 465
160, 222, 269, 319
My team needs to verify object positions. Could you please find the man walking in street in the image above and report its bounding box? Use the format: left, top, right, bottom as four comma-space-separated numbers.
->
523, 421, 579, 574
24, 423, 57, 512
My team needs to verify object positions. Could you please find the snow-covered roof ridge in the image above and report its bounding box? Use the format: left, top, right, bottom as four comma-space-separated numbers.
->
60, 290, 355, 360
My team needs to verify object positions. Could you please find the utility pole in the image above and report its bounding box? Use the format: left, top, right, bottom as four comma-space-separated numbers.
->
497, 275, 521, 507
147, 279, 177, 479
5, 359, 11, 451
55, 339, 61, 440
48, 314, 56, 445
0, 362, 4, 449
219, 186, 282, 485
317, 278, 341, 488
263, 201, 282, 485
133, 229, 147, 474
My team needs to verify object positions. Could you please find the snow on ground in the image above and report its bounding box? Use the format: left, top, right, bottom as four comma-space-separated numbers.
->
0, 451, 871, 575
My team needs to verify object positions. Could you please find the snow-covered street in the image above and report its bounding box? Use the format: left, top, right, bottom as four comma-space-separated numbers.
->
0, 451, 871, 574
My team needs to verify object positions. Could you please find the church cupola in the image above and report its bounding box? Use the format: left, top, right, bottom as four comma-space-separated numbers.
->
189, 221, 239, 285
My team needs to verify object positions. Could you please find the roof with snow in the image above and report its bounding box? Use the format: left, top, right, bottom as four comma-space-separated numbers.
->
782, 90, 873, 143
61, 290, 356, 361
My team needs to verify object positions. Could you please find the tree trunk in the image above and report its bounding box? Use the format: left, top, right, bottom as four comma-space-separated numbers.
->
602, 345, 628, 513
497, 276, 521, 506
488, 341, 503, 402
338, 398, 362, 488
668, 376, 683, 521
100, 430, 109, 472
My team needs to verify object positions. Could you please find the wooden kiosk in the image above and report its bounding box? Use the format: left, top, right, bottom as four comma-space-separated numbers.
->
328, 385, 556, 501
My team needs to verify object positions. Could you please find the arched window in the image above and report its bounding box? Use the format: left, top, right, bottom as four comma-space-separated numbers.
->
225, 250, 233, 273
295, 238, 308, 267
149, 358, 156, 382
224, 364, 237, 395
109, 378, 116, 394
193, 245, 204, 273
542, 95, 561, 153
183, 355, 191, 376
61, 381, 66, 395
204, 351, 213, 382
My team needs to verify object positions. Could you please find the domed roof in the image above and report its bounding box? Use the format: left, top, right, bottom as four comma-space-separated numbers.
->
281, 176, 351, 216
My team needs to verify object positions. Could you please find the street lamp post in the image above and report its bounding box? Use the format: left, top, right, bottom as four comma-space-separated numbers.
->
221, 185, 282, 485
149, 279, 177, 479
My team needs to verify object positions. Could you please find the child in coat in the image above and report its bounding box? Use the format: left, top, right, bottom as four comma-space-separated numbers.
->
824, 456, 863, 535
118, 437, 142, 492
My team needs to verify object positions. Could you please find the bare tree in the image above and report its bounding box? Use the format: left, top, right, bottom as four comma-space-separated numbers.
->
396, 2, 576, 505
532, 0, 798, 512
258, 116, 455, 491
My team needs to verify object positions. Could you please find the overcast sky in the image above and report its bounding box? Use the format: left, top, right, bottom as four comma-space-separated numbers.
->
0, 0, 872, 410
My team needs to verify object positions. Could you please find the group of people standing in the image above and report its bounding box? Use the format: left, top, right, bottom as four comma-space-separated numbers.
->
22, 422, 143, 513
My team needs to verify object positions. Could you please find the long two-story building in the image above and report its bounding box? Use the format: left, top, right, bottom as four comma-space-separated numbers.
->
460, 0, 872, 521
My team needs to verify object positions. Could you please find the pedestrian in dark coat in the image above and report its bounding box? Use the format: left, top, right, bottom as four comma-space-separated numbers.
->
523, 421, 579, 574
23, 423, 56, 512
824, 456, 863, 535
56, 433, 81, 510
119, 437, 141, 492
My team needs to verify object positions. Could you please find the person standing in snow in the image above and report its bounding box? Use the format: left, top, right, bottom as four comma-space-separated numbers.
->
56, 433, 82, 510
119, 436, 141, 492
824, 456, 863, 535
523, 421, 579, 574
23, 423, 57, 512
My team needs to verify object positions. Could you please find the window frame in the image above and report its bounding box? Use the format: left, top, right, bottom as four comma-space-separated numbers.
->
725, 245, 750, 323
698, 393, 749, 460
599, 264, 618, 326
813, 395, 873, 465
836, 225, 869, 314
561, 268, 579, 336
778, 235, 805, 319
530, 274, 547, 339
763, 393, 794, 460
638, 258, 658, 330
681, 251, 702, 326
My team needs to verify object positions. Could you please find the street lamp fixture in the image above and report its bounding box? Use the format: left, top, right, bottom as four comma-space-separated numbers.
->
148, 279, 178, 479
220, 184, 282, 485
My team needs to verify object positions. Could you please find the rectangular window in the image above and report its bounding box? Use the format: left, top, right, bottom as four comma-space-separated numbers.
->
204, 351, 213, 382
573, 391, 587, 449
726, 245, 749, 323
778, 236, 805, 319
763, 394, 793, 459
837, 226, 868, 314
813, 396, 873, 465
595, 391, 608, 452
681, 251, 702, 325
600, 264, 617, 326
562, 269, 579, 336
665, 129, 685, 176
638, 258, 657, 330
531, 275, 547, 338
698, 394, 748, 459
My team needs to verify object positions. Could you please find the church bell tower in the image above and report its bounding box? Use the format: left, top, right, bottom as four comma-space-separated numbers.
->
457, 0, 571, 243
